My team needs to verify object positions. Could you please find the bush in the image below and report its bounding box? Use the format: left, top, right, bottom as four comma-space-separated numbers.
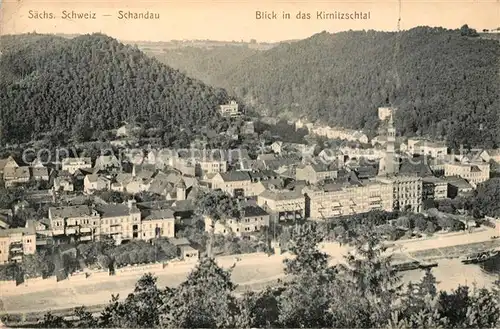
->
426, 221, 437, 234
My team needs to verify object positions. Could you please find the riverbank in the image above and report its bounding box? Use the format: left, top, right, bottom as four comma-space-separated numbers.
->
1, 223, 498, 321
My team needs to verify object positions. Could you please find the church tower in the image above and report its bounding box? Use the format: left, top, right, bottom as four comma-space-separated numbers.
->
378, 111, 399, 176
176, 179, 186, 201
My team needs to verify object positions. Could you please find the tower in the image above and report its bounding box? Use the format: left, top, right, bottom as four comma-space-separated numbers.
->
176, 179, 186, 201
379, 111, 399, 176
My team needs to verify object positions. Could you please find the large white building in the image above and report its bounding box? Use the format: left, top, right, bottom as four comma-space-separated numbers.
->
407, 138, 447, 158
444, 161, 490, 188
48, 200, 175, 245
0, 224, 36, 265
257, 189, 305, 222
377, 175, 423, 212
304, 180, 393, 220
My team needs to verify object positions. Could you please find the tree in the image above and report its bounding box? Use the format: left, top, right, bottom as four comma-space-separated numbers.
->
161, 258, 239, 328
460, 24, 479, 37
97, 254, 112, 270
71, 113, 93, 143
40, 312, 68, 328
463, 288, 500, 328
471, 178, 500, 218
335, 231, 402, 327
283, 222, 330, 275
73, 306, 98, 328
278, 222, 335, 327
194, 190, 242, 258
22, 250, 54, 279
98, 274, 169, 328
411, 214, 427, 232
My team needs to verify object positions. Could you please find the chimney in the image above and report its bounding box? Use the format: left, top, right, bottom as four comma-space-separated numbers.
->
128, 198, 137, 209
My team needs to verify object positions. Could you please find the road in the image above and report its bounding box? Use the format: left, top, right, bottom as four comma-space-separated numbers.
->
0, 255, 288, 314
1, 223, 498, 315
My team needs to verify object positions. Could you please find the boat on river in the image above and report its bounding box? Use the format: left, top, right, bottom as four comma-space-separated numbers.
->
461, 250, 499, 265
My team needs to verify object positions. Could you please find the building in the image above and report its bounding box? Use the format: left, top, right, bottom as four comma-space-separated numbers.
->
53, 176, 74, 192
271, 141, 283, 155
304, 180, 393, 220
168, 237, 199, 261
95, 200, 142, 244
3, 167, 30, 187
444, 161, 490, 188
0, 225, 36, 265
407, 138, 447, 158
378, 112, 399, 176
0, 156, 19, 176
378, 107, 394, 121
94, 155, 121, 172
172, 157, 196, 177
195, 157, 228, 177
219, 101, 241, 117
377, 175, 423, 212
295, 163, 337, 184
422, 176, 448, 201
341, 146, 384, 162
242, 121, 255, 135
257, 189, 305, 222
480, 149, 500, 163
141, 209, 175, 241
31, 167, 50, 181
48, 205, 101, 242
61, 157, 92, 174
444, 177, 474, 199
116, 123, 141, 138
204, 205, 270, 236
84, 174, 112, 194
211, 171, 252, 197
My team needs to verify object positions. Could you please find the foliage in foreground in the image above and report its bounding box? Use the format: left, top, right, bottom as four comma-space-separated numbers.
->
32, 222, 500, 328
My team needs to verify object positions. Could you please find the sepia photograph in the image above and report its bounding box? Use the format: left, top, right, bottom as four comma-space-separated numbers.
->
0, 0, 499, 327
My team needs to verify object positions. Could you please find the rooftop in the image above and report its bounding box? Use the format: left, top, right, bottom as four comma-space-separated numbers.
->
49, 205, 95, 219
259, 189, 303, 201
96, 203, 139, 217
242, 205, 269, 217
143, 209, 176, 221
219, 171, 251, 182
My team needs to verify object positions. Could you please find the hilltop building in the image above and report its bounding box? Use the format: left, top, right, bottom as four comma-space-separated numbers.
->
219, 101, 241, 117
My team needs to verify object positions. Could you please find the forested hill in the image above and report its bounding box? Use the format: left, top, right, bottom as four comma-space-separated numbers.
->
153, 26, 500, 149
0, 33, 232, 144
150, 45, 261, 87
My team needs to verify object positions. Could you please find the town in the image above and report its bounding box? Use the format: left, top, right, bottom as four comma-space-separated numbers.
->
1, 16, 500, 326
0, 103, 497, 274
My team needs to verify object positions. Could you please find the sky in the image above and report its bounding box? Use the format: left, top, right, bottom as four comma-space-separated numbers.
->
0, 0, 499, 42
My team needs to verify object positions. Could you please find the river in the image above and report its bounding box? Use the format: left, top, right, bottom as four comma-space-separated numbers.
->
401, 254, 500, 291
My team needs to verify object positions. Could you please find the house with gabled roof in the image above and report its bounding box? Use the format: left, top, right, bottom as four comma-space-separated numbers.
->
94, 154, 121, 173
204, 204, 270, 237
3, 166, 30, 187
480, 149, 500, 163
84, 174, 111, 194
295, 163, 337, 184
0, 156, 19, 175
210, 171, 252, 197
31, 167, 50, 181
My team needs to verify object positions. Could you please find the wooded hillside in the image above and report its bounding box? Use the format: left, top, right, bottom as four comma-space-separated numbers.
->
154, 27, 500, 149
0, 33, 232, 145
